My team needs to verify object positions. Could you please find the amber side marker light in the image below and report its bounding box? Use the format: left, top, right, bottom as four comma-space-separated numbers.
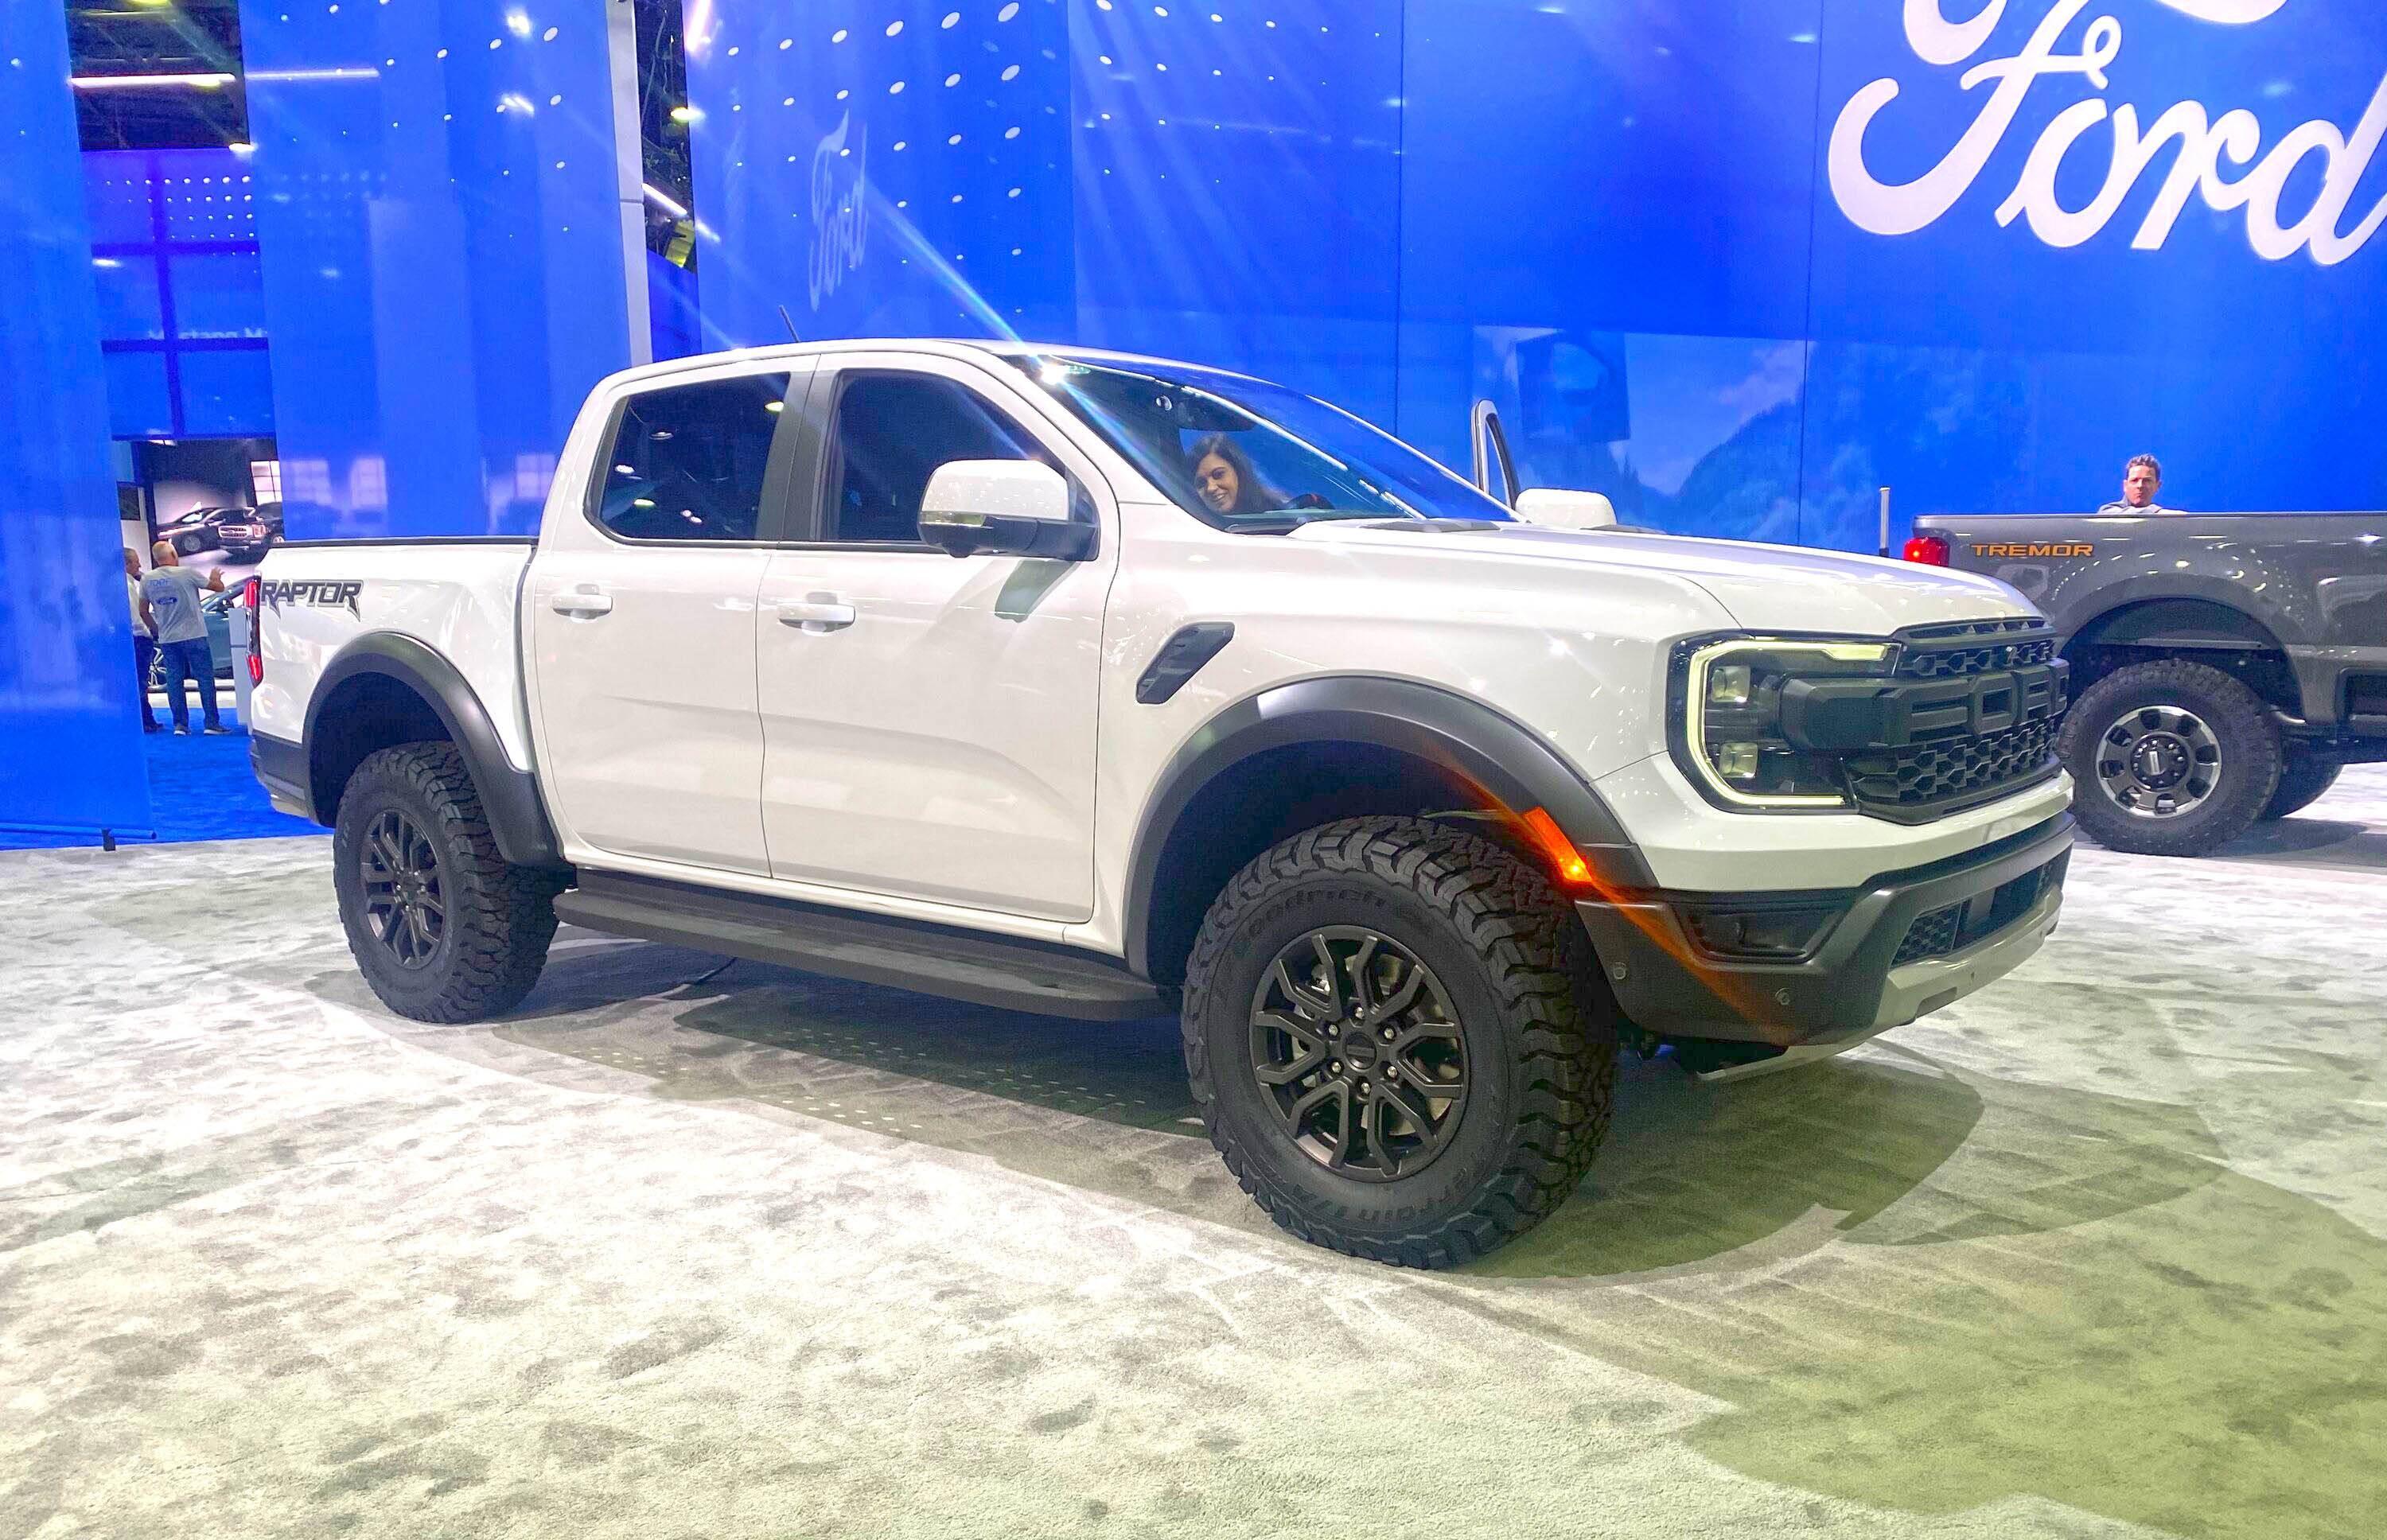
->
1520, 807, 1591, 886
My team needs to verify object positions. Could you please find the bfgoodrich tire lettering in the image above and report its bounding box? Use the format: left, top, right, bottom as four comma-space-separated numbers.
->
1182, 817, 1614, 1269
333, 742, 561, 1022
2058, 659, 2282, 858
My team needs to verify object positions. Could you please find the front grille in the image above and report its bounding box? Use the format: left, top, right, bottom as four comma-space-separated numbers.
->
1900, 635, 2058, 679
1848, 713, 2062, 813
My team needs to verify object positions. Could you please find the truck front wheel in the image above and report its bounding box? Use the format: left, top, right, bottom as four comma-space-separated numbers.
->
2059, 659, 2282, 857
1182, 817, 1614, 1268
333, 742, 562, 1022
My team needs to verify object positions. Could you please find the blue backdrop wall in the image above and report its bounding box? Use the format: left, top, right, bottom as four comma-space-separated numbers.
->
688, 0, 2387, 548
1, 0, 156, 840
237, 0, 644, 539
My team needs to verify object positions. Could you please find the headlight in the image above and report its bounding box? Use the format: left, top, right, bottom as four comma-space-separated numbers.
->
1672, 636, 1894, 810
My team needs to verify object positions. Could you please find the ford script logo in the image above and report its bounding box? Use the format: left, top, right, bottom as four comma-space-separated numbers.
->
1830, 1, 2386, 265
810, 111, 868, 309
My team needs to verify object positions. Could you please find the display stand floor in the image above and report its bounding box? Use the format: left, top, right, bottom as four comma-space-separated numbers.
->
1, 721, 321, 851
2, 772, 2384, 1538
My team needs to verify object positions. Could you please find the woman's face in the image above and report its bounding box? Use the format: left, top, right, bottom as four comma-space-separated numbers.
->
1196, 451, 1240, 514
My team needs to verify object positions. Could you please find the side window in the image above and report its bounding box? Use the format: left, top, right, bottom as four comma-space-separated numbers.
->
594, 372, 792, 542
824, 374, 1049, 543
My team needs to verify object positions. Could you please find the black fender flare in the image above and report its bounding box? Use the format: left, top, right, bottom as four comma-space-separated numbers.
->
304, 632, 567, 869
1120, 675, 1654, 978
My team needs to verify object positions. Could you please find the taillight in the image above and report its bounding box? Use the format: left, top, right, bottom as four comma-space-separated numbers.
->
243, 576, 264, 683
1902, 535, 1950, 566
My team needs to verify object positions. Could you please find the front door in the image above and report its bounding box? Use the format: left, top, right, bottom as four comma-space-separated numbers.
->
756, 356, 1112, 921
529, 363, 805, 875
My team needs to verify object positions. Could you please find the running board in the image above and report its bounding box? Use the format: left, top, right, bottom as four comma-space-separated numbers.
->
553, 872, 1172, 1021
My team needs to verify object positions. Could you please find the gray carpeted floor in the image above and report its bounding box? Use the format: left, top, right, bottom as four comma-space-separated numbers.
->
5, 771, 2385, 1539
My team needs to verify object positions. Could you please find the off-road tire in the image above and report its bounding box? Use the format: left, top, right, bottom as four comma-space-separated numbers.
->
333, 742, 561, 1022
1182, 817, 1615, 1269
2260, 753, 2340, 822
2060, 659, 2281, 857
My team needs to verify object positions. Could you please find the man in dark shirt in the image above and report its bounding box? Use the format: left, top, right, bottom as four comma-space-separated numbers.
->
2097, 454, 2171, 514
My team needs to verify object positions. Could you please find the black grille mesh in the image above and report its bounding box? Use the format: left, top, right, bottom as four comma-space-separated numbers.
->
1848, 714, 2062, 811
1899, 636, 2058, 679
1893, 904, 1965, 966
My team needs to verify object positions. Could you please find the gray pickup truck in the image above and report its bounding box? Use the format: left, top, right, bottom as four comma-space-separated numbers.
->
1905, 511, 2385, 857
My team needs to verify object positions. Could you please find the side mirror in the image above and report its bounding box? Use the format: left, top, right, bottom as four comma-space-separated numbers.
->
919, 460, 1093, 560
1512, 488, 1618, 531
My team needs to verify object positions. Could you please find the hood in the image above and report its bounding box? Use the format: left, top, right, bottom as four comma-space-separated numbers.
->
1285, 520, 2034, 634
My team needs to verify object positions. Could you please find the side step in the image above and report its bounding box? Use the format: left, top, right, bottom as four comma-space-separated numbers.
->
552, 872, 1172, 1021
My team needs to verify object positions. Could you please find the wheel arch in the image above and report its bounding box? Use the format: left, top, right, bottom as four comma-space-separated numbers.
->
2063, 596, 2301, 714
1122, 677, 1650, 986
303, 634, 567, 870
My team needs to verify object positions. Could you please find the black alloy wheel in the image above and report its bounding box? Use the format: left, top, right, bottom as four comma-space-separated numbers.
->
358, 808, 446, 968
1248, 927, 1467, 1181
2058, 658, 2280, 857
2094, 704, 2222, 821
1182, 816, 1615, 1269
332, 742, 561, 1021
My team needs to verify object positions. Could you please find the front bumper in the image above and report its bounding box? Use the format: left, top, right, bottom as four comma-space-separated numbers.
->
1575, 814, 2073, 1054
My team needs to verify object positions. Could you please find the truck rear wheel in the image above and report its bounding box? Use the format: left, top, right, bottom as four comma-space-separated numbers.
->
333, 743, 561, 1022
2059, 659, 2281, 858
1181, 817, 1614, 1269
2260, 752, 2341, 822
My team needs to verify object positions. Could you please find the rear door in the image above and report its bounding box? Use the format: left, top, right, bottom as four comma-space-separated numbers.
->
528, 360, 810, 875
753, 352, 1114, 921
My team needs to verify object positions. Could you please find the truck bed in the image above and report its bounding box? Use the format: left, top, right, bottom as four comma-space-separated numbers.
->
250, 539, 538, 770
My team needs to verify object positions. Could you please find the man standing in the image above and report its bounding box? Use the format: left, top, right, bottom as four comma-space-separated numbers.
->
141, 539, 228, 735
2098, 454, 2171, 514
123, 548, 160, 733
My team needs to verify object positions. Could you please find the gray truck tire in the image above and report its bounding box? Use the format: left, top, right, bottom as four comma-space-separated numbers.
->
1181, 817, 1614, 1269
2059, 659, 2282, 858
2260, 754, 2341, 822
333, 742, 562, 1022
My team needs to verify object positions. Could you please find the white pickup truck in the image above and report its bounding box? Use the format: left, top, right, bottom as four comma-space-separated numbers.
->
248, 340, 2074, 1267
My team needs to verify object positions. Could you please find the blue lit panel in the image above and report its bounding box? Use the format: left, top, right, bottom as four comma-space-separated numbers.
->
180, 349, 280, 438
103, 351, 176, 440
688, 1, 1077, 350
1068, 0, 1404, 422
171, 250, 270, 339
0, 1, 155, 838
91, 255, 165, 341
239, 0, 638, 538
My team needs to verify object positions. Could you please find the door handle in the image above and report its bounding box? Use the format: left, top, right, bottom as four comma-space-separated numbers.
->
776, 597, 856, 633
551, 589, 613, 617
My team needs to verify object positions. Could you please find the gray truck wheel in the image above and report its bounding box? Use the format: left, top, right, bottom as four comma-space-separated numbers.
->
2260, 754, 2340, 821
1181, 817, 1614, 1269
2059, 659, 2281, 858
333, 743, 561, 1023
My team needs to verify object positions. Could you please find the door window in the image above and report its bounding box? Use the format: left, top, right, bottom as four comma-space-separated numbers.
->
823, 374, 1048, 543
594, 372, 793, 542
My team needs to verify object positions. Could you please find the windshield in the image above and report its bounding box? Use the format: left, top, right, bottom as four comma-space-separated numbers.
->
1009, 355, 1513, 531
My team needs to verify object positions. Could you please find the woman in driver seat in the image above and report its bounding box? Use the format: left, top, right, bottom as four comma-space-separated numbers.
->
1188, 434, 1284, 518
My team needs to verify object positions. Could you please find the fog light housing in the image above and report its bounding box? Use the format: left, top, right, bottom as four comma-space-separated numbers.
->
1680, 901, 1845, 962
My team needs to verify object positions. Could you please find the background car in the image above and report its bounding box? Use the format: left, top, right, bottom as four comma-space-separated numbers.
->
159, 506, 231, 558
207, 502, 284, 562
145, 583, 243, 689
